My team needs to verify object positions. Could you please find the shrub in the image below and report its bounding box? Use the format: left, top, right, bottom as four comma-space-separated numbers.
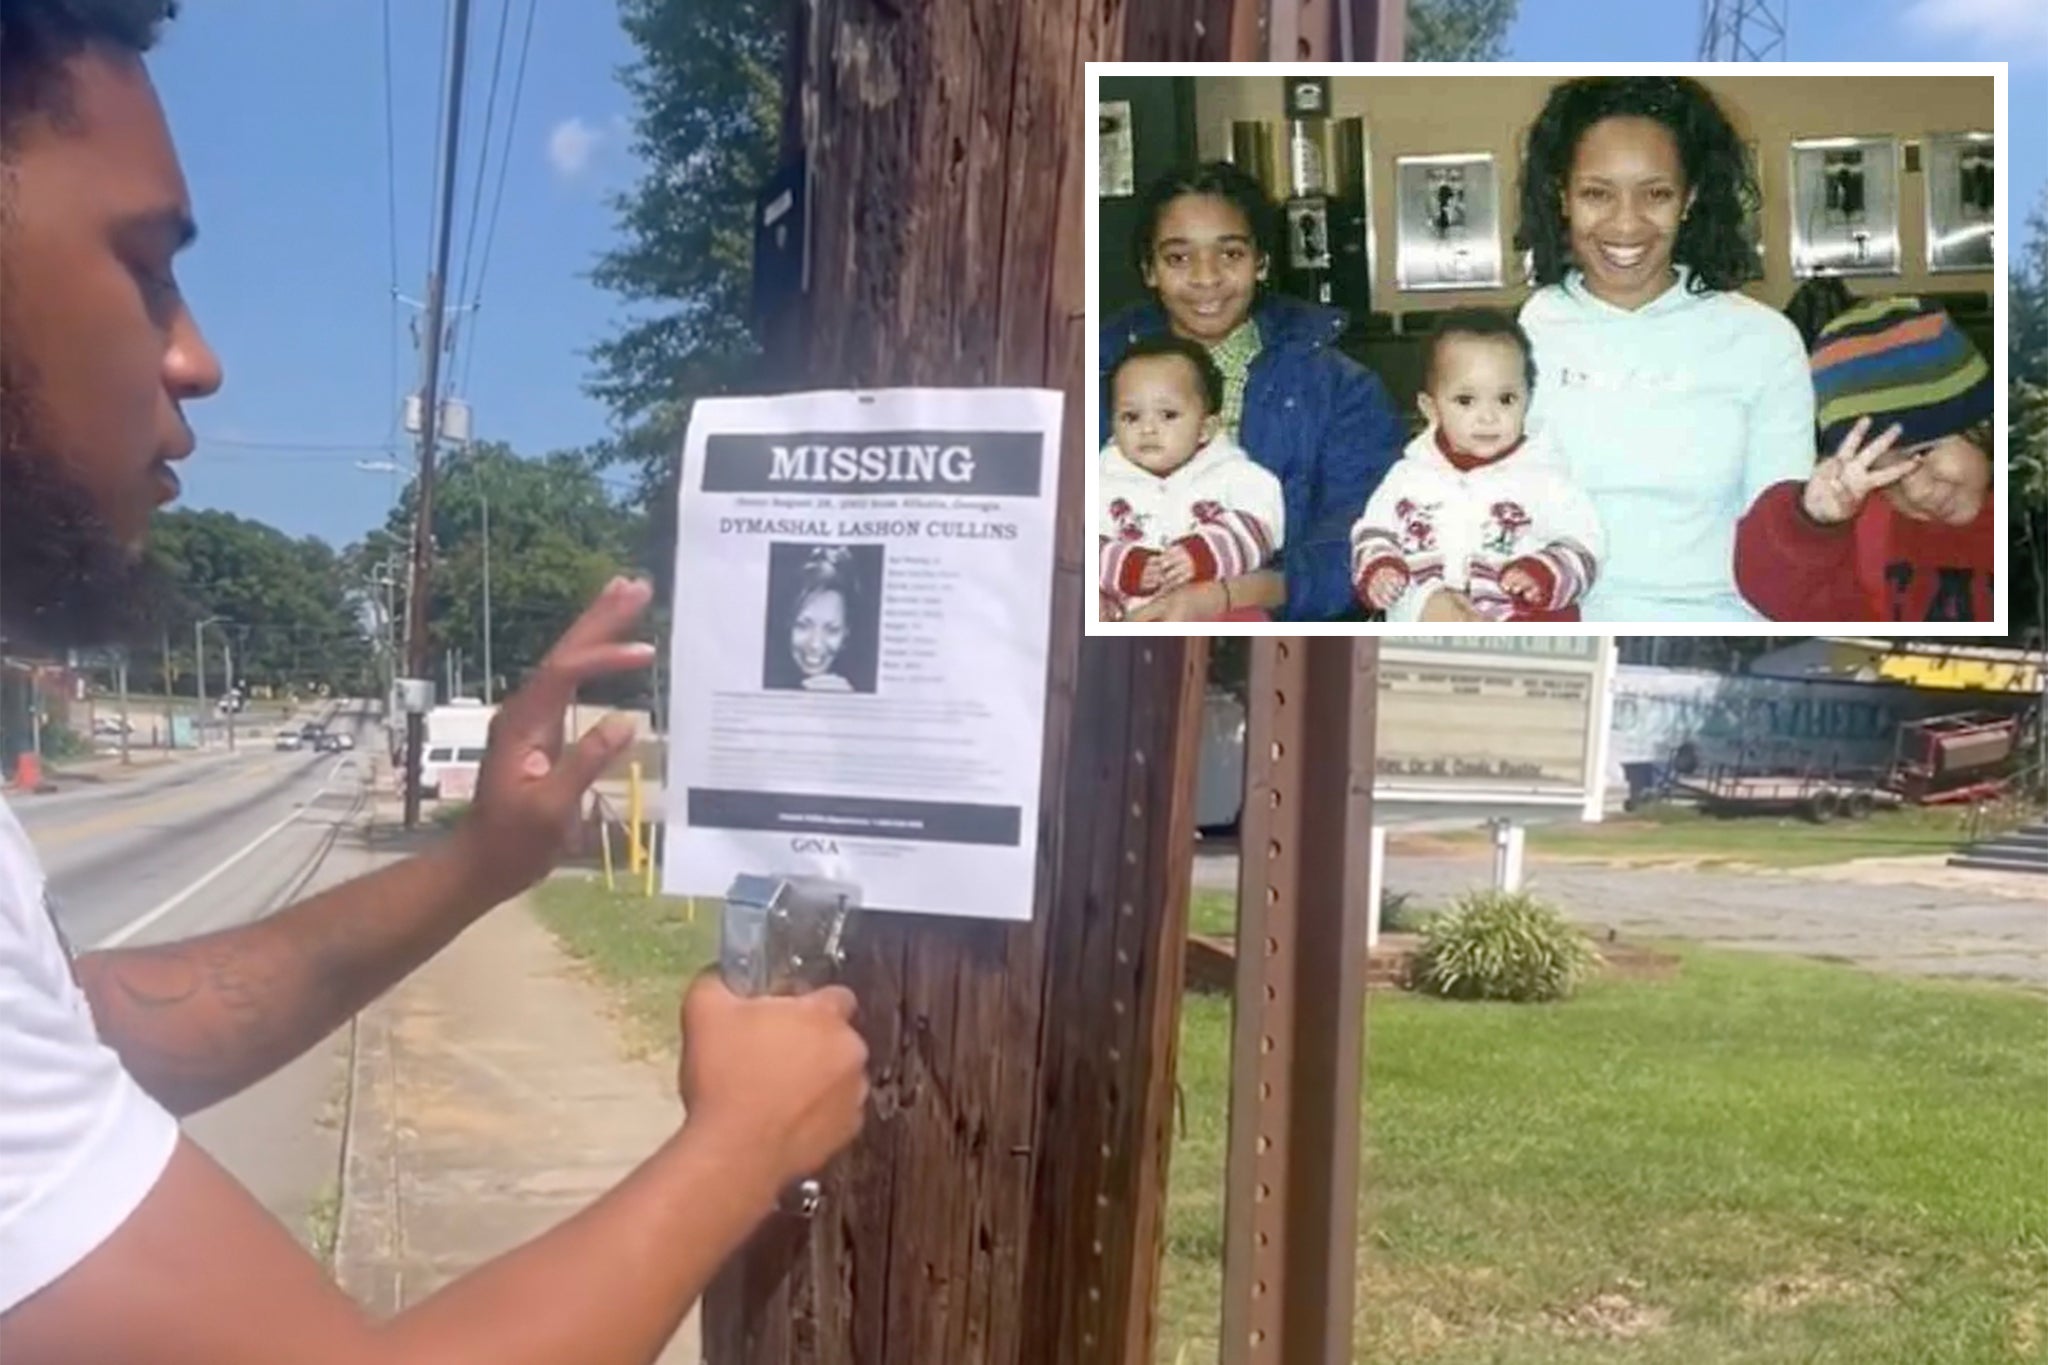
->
38, 723, 91, 761
1411, 889, 1600, 1003
1379, 889, 1428, 934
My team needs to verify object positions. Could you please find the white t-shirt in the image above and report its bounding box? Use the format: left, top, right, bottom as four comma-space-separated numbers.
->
0, 794, 179, 1311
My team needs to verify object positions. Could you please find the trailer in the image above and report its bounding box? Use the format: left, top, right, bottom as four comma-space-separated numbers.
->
1672, 764, 1899, 823
1887, 710, 2020, 805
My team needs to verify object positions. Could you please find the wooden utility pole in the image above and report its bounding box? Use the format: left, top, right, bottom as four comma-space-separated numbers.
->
704, 4, 1407, 1362
401, 0, 474, 829
702, 3, 1213, 1363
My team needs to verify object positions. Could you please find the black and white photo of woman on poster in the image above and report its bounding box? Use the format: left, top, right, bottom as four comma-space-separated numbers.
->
762, 542, 884, 694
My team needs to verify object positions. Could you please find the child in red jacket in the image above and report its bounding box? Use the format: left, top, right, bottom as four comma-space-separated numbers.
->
1736, 296, 1994, 623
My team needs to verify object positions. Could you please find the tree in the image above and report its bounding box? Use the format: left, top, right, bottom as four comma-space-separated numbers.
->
349, 444, 645, 705
145, 510, 375, 697
1405, 0, 1520, 61
585, 0, 784, 502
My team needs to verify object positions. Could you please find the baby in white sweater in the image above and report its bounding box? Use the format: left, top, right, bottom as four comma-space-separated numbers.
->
1099, 336, 1285, 622
1351, 309, 1602, 622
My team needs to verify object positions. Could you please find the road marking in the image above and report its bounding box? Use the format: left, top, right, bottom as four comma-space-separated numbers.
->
93, 759, 355, 951
30, 757, 294, 850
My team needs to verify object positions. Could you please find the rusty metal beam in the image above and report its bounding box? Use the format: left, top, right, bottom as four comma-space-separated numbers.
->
1221, 639, 1379, 1365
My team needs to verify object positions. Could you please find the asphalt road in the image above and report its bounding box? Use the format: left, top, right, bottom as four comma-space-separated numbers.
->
15, 705, 398, 1251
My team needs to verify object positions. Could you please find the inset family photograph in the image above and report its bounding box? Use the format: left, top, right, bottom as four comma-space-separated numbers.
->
1088, 66, 2005, 632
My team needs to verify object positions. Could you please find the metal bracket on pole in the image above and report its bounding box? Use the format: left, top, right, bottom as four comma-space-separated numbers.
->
719, 872, 861, 1218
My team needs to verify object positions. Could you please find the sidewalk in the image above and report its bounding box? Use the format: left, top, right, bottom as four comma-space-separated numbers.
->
334, 829, 701, 1360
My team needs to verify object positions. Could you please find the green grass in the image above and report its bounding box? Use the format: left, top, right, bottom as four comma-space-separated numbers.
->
1162, 951, 2048, 1364
1427, 802, 2005, 869
529, 875, 718, 1057
303, 1183, 342, 1268
531, 877, 2048, 1364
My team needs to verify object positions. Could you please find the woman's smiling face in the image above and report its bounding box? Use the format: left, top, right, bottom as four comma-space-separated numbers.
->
1143, 193, 1263, 345
790, 587, 847, 678
1564, 115, 1695, 310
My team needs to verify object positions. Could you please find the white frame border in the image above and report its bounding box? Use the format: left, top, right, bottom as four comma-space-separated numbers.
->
1082, 60, 2009, 641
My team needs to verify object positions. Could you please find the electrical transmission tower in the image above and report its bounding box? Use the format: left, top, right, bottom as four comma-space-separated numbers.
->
1698, 0, 1789, 60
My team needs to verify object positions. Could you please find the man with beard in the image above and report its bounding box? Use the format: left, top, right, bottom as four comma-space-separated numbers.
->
0, 5, 870, 1360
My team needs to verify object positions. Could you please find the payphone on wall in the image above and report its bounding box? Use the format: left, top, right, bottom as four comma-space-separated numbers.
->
1227, 76, 1373, 317
1392, 152, 1505, 291
1790, 135, 1902, 278
1924, 131, 1995, 274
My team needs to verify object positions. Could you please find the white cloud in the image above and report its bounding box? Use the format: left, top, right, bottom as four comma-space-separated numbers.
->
546, 116, 603, 181
1900, 0, 2048, 54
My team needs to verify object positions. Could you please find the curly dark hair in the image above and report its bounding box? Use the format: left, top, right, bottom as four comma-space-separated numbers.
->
1128, 160, 1281, 281
1514, 76, 1760, 296
795, 544, 860, 617
1109, 334, 1227, 414
0, 0, 177, 134
1424, 308, 1537, 393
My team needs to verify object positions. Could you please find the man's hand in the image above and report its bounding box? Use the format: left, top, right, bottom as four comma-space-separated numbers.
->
457, 577, 657, 902
1127, 580, 1226, 622
677, 973, 871, 1198
1802, 416, 1910, 524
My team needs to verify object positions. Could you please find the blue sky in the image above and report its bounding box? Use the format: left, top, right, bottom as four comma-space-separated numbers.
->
151, 1, 2045, 551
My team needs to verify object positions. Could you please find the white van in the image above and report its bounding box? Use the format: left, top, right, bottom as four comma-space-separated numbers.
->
420, 700, 495, 800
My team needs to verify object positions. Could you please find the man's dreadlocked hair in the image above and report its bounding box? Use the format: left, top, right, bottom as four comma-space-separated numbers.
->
0, 0, 178, 135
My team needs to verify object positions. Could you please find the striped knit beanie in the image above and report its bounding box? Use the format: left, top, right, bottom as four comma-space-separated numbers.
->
1811, 296, 1992, 454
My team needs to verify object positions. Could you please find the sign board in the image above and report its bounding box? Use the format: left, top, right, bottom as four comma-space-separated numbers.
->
662, 388, 1064, 922
1375, 636, 1612, 812
751, 153, 810, 344
439, 765, 478, 803
1195, 636, 1615, 827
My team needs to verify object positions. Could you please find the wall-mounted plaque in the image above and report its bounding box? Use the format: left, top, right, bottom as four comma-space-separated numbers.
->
1789, 135, 1901, 278
1394, 152, 1503, 292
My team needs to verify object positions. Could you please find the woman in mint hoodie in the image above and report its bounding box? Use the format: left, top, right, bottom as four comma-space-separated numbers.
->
1500, 76, 1817, 623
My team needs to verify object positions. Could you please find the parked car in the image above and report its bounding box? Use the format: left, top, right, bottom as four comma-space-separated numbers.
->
274, 729, 303, 751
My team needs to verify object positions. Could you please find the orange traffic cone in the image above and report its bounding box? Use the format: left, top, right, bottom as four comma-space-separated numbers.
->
10, 751, 41, 792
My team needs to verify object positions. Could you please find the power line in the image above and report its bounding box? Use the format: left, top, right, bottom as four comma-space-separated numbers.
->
197, 435, 392, 452
453, 0, 515, 329
380, 0, 402, 458
424, 0, 457, 282
457, 0, 541, 398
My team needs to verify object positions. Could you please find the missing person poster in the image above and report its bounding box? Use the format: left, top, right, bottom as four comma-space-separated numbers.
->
662, 388, 1065, 922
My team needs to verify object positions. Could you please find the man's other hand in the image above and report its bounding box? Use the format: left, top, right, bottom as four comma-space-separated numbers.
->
457, 577, 657, 902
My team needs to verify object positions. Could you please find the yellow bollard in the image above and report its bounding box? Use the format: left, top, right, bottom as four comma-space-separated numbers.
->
626, 761, 644, 874
599, 807, 616, 893
643, 818, 658, 899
